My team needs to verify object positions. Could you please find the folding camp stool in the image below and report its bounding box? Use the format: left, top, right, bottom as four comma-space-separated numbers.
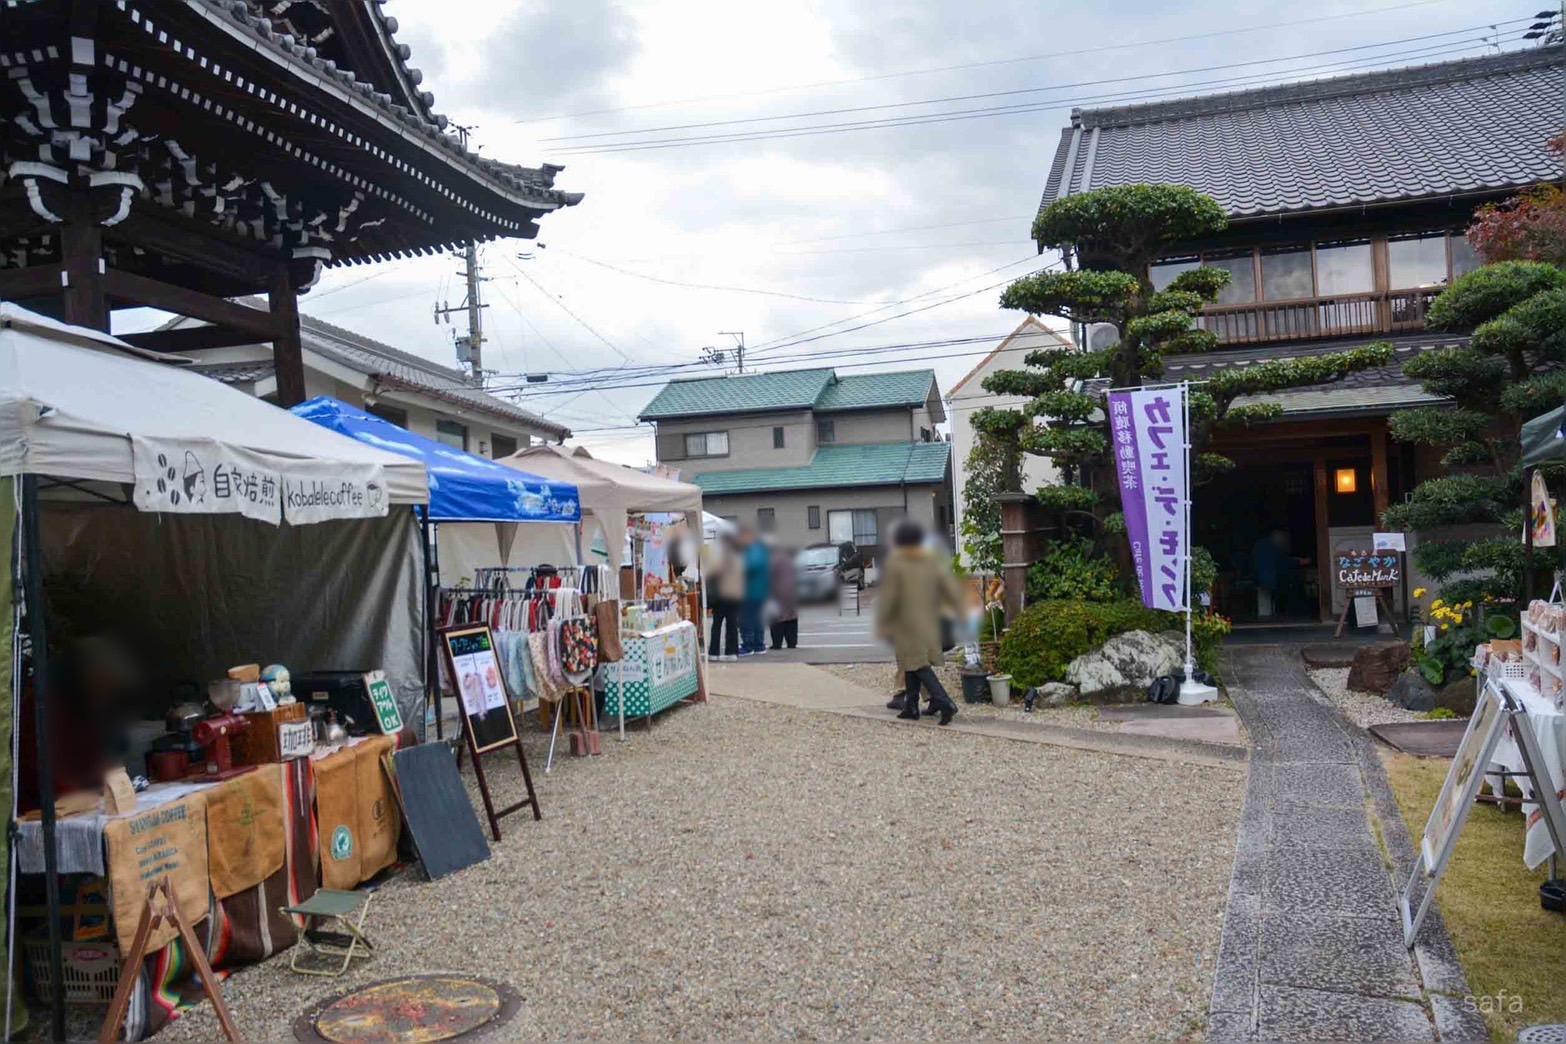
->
281, 889, 375, 977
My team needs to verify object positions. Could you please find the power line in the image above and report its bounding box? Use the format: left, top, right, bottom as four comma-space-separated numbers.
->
552, 249, 905, 304
548, 33, 1529, 155
543, 20, 1527, 144
513, 0, 1472, 125
500, 255, 639, 366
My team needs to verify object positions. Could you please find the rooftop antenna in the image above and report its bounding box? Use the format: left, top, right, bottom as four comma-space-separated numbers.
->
703, 330, 746, 374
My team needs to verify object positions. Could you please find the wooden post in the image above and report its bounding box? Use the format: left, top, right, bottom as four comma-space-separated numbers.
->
1371, 426, 1391, 522
269, 263, 307, 407
60, 215, 107, 331
1313, 456, 1331, 622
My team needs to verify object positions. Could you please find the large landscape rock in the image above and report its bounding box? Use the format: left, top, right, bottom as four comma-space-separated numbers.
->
1065, 629, 1185, 703
1387, 671, 1476, 715
1346, 641, 1411, 694
1037, 682, 1078, 707
1387, 670, 1436, 711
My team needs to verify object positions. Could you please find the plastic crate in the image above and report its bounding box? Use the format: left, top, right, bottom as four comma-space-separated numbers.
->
24, 936, 120, 1005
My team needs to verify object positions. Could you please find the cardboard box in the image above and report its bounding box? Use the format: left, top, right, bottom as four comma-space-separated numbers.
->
231, 703, 312, 765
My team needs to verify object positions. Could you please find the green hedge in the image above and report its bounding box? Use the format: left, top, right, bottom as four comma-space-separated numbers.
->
997, 599, 1226, 690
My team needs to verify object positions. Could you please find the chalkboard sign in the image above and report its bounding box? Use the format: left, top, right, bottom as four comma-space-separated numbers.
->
388, 743, 490, 880
1335, 550, 1400, 590
439, 624, 519, 754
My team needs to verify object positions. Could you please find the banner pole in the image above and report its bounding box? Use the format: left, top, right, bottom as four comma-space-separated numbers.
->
1177, 381, 1217, 705
1184, 381, 1194, 685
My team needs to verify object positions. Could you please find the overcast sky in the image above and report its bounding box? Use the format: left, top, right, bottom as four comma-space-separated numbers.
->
288, 0, 1520, 464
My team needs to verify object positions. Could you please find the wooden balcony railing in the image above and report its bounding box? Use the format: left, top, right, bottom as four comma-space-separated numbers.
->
1199, 287, 1443, 347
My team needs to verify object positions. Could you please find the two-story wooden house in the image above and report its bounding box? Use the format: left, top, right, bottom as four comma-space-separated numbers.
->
1036, 46, 1564, 622
640, 367, 953, 560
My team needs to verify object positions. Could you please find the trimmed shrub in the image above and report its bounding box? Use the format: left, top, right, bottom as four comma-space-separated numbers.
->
998, 599, 1229, 689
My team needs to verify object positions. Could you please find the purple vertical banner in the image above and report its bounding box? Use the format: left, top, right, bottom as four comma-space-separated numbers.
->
1108, 386, 1189, 611
1107, 391, 1153, 608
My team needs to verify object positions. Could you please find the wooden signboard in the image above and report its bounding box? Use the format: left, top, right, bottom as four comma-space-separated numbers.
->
1333, 550, 1402, 638
437, 623, 541, 840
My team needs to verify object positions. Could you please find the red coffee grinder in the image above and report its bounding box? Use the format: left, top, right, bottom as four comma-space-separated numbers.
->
193, 712, 252, 781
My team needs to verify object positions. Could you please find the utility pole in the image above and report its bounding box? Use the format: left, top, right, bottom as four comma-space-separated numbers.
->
702, 330, 746, 373
431, 121, 488, 383
433, 243, 488, 381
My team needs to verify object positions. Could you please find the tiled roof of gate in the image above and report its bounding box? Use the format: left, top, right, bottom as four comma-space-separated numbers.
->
692, 442, 951, 495
1039, 46, 1565, 220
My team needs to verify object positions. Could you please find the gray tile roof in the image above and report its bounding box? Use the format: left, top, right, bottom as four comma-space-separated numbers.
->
1039, 46, 1565, 221
187, 0, 582, 212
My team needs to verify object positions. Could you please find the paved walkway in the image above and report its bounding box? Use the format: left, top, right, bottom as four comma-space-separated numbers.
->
1209, 646, 1485, 1042
706, 661, 1247, 771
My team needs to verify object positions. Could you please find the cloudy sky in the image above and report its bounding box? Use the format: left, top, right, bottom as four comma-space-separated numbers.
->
290, 0, 1521, 464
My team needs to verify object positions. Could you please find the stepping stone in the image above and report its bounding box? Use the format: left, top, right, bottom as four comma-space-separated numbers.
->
1301, 644, 1359, 669
1258, 909, 1422, 1000
1099, 704, 1232, 721
1257, 984, 1434, 1041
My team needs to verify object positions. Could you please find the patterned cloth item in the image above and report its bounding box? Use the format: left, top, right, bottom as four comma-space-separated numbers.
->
558, 617, 598, 685
528, 630, 566, 703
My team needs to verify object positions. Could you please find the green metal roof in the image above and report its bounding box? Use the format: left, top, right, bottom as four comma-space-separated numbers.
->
639, 367, 936, 420
639, 368, 835, 420
815, 371, 934, 413
692, 441, 951, 495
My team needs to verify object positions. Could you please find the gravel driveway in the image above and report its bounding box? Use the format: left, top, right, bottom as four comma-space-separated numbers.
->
163, 696, 1240, 1042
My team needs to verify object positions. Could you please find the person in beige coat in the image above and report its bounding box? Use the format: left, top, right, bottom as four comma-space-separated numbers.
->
875, 519, 962, 725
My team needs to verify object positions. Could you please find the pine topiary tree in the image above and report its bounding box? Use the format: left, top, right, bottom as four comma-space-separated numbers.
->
1382, 259, 1566, 604
973, 184, 1396, 569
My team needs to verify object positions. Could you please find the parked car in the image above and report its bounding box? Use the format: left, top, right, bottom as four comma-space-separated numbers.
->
796, 544, 840, 602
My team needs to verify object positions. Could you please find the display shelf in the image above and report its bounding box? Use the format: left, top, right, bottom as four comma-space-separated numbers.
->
1523, 618, 1562, 644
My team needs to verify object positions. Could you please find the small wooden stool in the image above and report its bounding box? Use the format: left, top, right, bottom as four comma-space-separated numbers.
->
281, 890, 375, 977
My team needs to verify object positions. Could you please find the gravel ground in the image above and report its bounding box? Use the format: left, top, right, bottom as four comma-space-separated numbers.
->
1306, 667, 1426, 729
819, 663, 1112, 732
160, 696, 1238, 1042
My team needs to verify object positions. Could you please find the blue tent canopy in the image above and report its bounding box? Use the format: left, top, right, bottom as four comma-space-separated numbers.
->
292, 396, 581, 524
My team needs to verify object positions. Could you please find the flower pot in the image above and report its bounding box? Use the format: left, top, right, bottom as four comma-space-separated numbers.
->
960, 670, 990, 704
988, 673, 1012, 706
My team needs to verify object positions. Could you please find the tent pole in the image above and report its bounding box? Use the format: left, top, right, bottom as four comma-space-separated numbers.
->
1526, 466, 1536, 606
20, 476, 64, 1041
420, 508, 441, 742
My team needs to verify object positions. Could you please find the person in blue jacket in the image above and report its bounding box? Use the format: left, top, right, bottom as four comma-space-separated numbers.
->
739, 527, 772, 656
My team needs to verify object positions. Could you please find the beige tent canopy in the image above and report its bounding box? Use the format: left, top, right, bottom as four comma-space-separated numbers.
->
497, 444, 703, 570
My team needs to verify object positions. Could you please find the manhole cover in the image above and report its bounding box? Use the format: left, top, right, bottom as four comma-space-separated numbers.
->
1520, 1027, 1566, 1044
294, 975, 521, 1043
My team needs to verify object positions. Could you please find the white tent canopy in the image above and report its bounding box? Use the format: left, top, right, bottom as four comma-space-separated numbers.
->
498, 444, 703, 569
0, 303, 427, 510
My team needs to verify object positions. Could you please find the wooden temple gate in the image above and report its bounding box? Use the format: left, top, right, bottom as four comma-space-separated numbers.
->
0, 0, 581, 402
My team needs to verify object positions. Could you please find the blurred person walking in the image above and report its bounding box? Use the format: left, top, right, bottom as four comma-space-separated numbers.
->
768, 546, 799, 650
739, 527, 772, 656
876, 519, 961, 725
705, 533, 745, 661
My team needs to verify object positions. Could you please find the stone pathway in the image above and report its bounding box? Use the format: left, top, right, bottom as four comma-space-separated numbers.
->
1208, 646, 1486, 1042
